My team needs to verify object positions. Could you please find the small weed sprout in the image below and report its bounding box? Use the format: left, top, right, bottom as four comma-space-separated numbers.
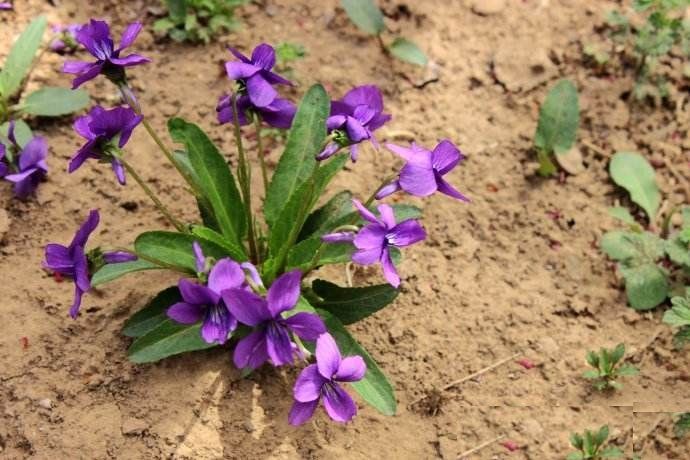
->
663, 288, 690, 348
583, 344, 639, 391
673, 412, 690, 438
567, 425, 624, 460
153, 0, 246, 44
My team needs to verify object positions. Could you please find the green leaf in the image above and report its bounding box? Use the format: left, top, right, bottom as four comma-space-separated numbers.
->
168, 118, 246, 245
666, 236, 690, 268
601, 231, 641, 261
167, 0, 188, 23
663, 298, 690, 327
312, 279, 399, 325
191, 225, 247, 261
134, 231, 229, 273
673, 326, 690, 349
582, 369, 601, 379
566, 452, 584, 460
608, 206, 636, 225
596, 425, 610, 445
601, 231, 663, 262
316, 310, 396, 415
610, 343, 625, 364
534, 79, 580, 155
570, 433, 583, 449
0, 16, 47, 98
153, 18, 176, 33
620, 263, 668, 310
21, 87, 89, 116
0, 119, 32, 148
388, 38, 427, 66
123, 287, 180, 337
127, 320, 216, 363
617, 364, 639, 376
299, 190, 353, 241
91, 259, 160, 287
264, 84, 329, 225
341, 0, 385, 35
600, 446, 623, 458
609, 152, 660, 221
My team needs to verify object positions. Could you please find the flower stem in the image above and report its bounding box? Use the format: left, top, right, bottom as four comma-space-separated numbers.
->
254, 115, 269, 196
117, 83, 199, 195
231, 95, 258, 263
118, 156, 186, 233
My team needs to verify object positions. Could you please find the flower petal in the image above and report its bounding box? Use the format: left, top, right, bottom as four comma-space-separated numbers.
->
335, 356, 366, 382
288, 399, 319, 426
69, 285, 85, 319
321, 232, 355, 243
225, 61, 259, 80
352, 247, 383, 265
380, 246, 400, 288
342, 85, 383, 113
62, 60, 94, 74
200, 304, 235, 344
353, 224, 386, 250
111, 159, 126, 185
265, 322, 295, 366
376, 204, 396, 229
431, 139, 462, 175
352, 199, 380, 224
70, 62, 103, 89
315, 333, 341, 379
223, 288, 271, 326
251, 43, 276, 69
103, 251, 137, 263
385, 142, 432, 167
109, 53, 150, 66
118, 22, 143, 49
344, 116, 369, 143
76, 20, 113, 60
266, 270, 301, 317
70, 210, 99, 248
72, 245, 91, 292
259, 98, 295, 129
192, 241, 205, 273
44, 244, 73, 272
374, 180, 400, 200
398, 162, 438, 197
208, 258, 244, 293
246, 74, 277, 108
167, 302, 204, 324
387, 219, 426, 247
436, 175, 470, 202
178, 278, 218, 305
285, 312, 327, 341
293, 364, 327, 402
233, 329, 268, 369
323, 383, 357, 423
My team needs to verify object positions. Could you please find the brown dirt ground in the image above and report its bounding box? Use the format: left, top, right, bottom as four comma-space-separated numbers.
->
1, 0, 690, 458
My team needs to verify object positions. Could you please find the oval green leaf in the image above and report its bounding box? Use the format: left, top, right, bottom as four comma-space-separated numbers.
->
21, 87, 90, 116
91, 259, 160, 287
389, 38, 427, 66
620, 263, 668, 310
341, 0, 385, 35
0, 16, 47, 98
191, 225, 248, 261
534, 79, 579, 155
312, 279, 399, 325
609, 152, 660, 221
123, 286, 180, 338
134, 231, 229, 273
127, 320, 216, 363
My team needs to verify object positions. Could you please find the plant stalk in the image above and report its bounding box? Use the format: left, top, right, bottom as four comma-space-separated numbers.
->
254, 115, 269, 196
118, 156, 186, 232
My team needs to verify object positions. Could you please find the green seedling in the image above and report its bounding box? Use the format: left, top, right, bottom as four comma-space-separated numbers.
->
673, 412, 690, 438
0, 16, 89, 130
533, 79, 580, 176
567, 425, 624, 459
663, 288, 690, 348
606, 0, 690, 99
153, 0, 245, 44
341, 0, 428, 66
602, 153, 689, 310
583, 344, 639, 391
274, 42, 306, 81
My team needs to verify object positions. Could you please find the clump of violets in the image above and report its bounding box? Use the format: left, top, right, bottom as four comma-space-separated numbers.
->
290, 333, 366, 425
69, 106, 142, 185
63, 20, 150, 88
218, 43, 296, 129
50, 24, 81, 54
46, 28, 469, 428
318, 85, 391, 162
1, 121, 48, 199
43, 210, 136, 318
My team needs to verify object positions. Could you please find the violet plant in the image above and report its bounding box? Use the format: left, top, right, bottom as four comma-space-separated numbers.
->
44, 20, 468, 425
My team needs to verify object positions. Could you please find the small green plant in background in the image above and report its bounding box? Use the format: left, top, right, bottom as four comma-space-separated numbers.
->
567, 425, 624, 459
673, 412, 690, 438
274, 42, 306, 81
340, 0, 428, 67
606, 0, 690, 99
0, 16, 89, 132
601, 152, 690, 310
153, 0, 245, 43
663, 288, 690, 348
583, 344, 639, 391
533, 79, 580, 176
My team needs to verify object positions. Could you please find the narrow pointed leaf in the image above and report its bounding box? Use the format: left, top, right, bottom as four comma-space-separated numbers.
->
0, 16, 47, 98
91, 259, 159, 287
191, 225, 247, 261
312, 279, 399, 324
127, 320, 216, 363
168, 118, 246, 245
135, 231, 230, 273
21, 87, 89, 116
123, 287, 180, 337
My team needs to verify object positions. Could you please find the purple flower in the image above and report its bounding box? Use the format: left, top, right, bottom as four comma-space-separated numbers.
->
0, 2, 11, 10
322, 199, 426, 287
167, 259, 246, 344
376, 140, 469, 201
43, 210, 137, 318
0, 143, 7, 177
289, 333, 366, 425
69, 106, 142, 185
3, 137, 48, 199
50, 24, 80, 53
317, 85, 391, 162
224, 43, 291, 108
223, 270, 327, 370
216, 93, 295, 129
63, 20, 150, 89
